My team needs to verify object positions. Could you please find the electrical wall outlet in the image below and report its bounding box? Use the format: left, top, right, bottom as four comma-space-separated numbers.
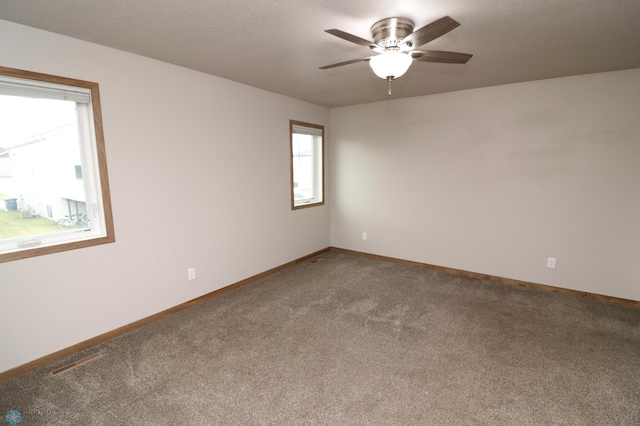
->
362, 232, 367, 241
188, 267, 196, 280
546, 257, 556, 268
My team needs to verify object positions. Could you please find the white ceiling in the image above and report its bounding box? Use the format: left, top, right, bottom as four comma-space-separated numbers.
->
1, 0, 639, 107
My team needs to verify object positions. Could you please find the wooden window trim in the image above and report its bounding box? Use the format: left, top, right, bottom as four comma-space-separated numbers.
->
0, 66, 115, 263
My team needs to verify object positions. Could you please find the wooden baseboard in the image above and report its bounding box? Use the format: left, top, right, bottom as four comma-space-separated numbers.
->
0, 247, 330, 384
330, 247, 640, 309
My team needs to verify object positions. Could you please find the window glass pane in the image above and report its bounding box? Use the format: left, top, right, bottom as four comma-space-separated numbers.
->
292, 133, 315, 201
0, 96, 90, 241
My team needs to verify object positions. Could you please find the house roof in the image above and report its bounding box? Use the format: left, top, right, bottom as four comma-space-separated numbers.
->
1, 0, 639, 107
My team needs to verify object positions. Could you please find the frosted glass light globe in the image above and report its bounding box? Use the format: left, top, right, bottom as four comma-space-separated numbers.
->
369, 50, 413, 80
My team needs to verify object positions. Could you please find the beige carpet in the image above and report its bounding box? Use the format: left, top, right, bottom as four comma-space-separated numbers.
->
1, 251, 639, 425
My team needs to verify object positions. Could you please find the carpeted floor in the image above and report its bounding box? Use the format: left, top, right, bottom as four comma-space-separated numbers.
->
1, 251, 639, 425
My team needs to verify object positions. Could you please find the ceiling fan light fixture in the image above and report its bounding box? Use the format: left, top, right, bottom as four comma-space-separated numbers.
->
369, 50, 412, 80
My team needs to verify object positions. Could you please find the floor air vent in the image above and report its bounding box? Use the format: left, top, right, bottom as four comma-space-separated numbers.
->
49, 352, 102, 377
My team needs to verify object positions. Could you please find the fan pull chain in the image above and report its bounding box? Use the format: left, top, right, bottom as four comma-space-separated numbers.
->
387, 77, 393, 96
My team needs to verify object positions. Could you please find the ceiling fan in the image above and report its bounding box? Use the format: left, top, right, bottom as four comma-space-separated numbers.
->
320, 16, 472, 92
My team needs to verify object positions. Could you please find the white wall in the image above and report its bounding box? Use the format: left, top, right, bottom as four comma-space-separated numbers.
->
0, 20, 329, 373
330, 69, 640, 301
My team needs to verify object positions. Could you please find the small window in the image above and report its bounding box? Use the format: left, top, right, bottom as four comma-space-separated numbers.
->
290, 120, 324, 209
0, 66, 115, 262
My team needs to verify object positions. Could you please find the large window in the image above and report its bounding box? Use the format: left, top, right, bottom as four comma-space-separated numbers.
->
0, 67, 115, 262
290, 120, 324, 209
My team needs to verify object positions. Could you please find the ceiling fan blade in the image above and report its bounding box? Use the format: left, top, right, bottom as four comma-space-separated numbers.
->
401, 16, 460, 48
411, 50, 473, 64
319, 56, 375, 70
325, 29, 379, 50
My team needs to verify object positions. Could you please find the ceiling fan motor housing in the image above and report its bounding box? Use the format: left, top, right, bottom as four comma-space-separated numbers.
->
371, 17, 415, 48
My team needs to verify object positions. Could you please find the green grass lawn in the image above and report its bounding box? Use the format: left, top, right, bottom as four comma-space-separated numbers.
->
0, 208, 62, 239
